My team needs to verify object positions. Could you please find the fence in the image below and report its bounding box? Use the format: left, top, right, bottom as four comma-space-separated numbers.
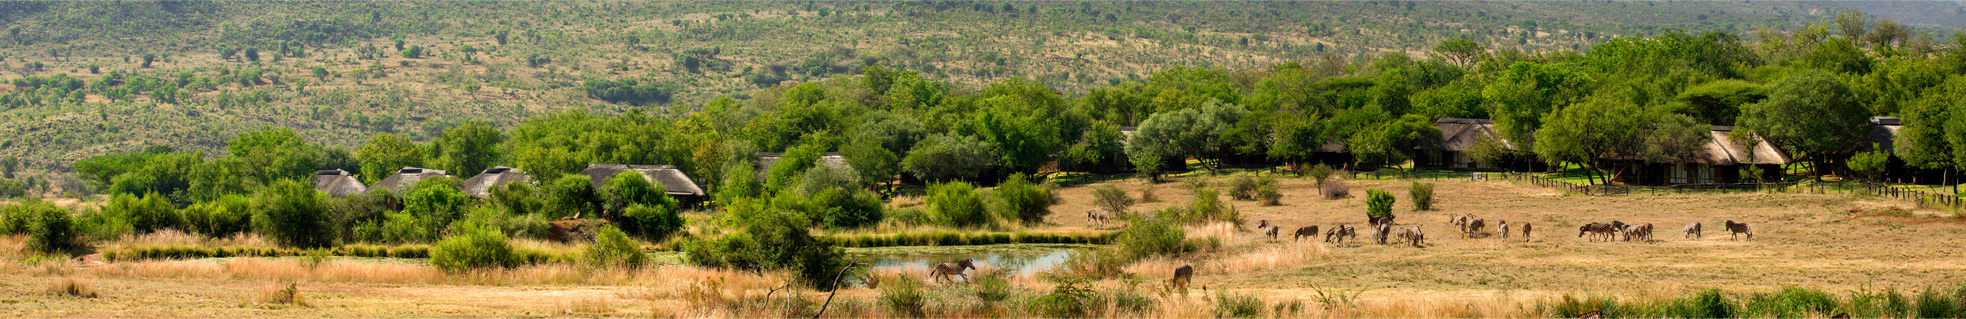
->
1350, 170, 1966, 209
1853, 182, 1966, 210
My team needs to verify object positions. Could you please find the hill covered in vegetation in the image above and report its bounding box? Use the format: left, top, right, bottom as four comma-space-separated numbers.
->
0, 0, 1881, 167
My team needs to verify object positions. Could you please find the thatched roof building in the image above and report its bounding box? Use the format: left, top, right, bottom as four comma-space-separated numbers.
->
311, 169, 367, 198
460, 166, 530, 197
371, 167, 450, 192
578, 164, 706, 198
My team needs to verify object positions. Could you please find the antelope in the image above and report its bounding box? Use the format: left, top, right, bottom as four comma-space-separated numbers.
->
930, 258, 976, 284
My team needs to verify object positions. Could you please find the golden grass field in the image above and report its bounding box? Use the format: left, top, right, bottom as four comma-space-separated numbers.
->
4, 175, 1964, 318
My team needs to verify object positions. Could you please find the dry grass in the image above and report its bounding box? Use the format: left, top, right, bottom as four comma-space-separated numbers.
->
247, 282, 306, 307
46, 277, 97, 298
10, 177, 1966, 317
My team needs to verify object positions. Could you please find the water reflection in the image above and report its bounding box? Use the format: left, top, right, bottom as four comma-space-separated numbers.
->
850, 244, 1088, 277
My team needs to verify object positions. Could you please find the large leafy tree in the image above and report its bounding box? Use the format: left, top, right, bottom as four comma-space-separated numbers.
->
1484, 61, 1594, 141
901, 133, 998, 183
431, 122, 506, 176
357, 133, 425, 184
228, 128, 323, 185
1673, 80, 1767, 125
1741, 70, 1872, 179
1533, 93, 1649, 185
1347, 114, 1443, 169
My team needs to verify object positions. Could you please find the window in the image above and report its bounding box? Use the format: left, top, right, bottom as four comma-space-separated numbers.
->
1670, 164, 1688, 184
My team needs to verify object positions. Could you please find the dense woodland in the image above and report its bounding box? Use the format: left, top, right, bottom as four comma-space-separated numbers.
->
7, 2, 1966, 286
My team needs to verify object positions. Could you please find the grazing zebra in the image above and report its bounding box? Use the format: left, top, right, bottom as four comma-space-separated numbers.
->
1579, 223, 1617, 242
1087, 209, 1115, 227
1293, 225, 1320, 242
1725, 220, 1753, 240
1683, 222, 1702, 240
1372, 223, 1393, 245
1394, 226, 1425, 247
1263, 225, 1280, 241
1463, 218, 1486, 238
930, 259, 976, 284
1325, 225, 1357, 245
1497, 220, 1510, 239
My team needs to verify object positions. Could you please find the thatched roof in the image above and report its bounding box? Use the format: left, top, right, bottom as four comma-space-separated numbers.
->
1610, 126, 1790, 165
1864, 116, 1901, 153
1432, 118, 1521, 152
755, 152, 851, 182
372, 167, 450, 192
579, 164, 706, 197
311, 169, 367, 198
460, 166, 530, 197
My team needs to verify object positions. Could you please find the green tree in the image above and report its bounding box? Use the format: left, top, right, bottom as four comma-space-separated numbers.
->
1640, 113, 1714, 164
1899, 87, 1956, 189
1849, 144, 1891, 181
1741, 71, 1872, 179
993, 173, 1057, 225
1673, 80, 1767, 125
140, 53, 156, 68
1347, 114, 1443, 169
1365, 189, 1395, 219
357, 134, 425, 184
547, 175, 600, 219
228, 129, 323, 186
1484, 61, 1593, 140
902, 134, 998, 183
252, 180, 335, 248
431, 122, 505, 176
926, 181, 990, 227
1533, 94, 1649, 184
1434, 38, 1485, 67
244, 47, 260, 62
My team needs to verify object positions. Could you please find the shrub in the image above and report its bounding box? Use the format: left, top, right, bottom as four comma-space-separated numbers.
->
106, 192, 181, 234
1915, 287, 1958, 319
1409, 182, 1435, 211
1540, 294, 1624, 318
2, 198, 49, 234
1742, 287, 1837, 318
885, 207, 932, 226
253, 180, 336, 248
684, 209, 846, 289
1214, 291, 1264, 318
879, 276, 927, 318
993, 173, 1057, 225
972, 270, 1013, 302
621, 204, 684, 241
926, 181, 990, 228
1032, 275, 1098, 318
784, 187, 883, 229
1114, 215, 1187, 260
26, 203, 81, 254
583, 226, 648, 269
1139, 185, 1160, 203
1307, 164, 1335, 183
1365, 189, 1395, 219
1255, 182, 1282, 206
181, 195, 252, 238
1227, 174, 1260, 200
547, 175, 600, 219
77, 208, 132, 242
429, 223, 522, 273
1092, 184, 1135, 214
1647, 288, 1735, 319
1321, 177, 1349, 199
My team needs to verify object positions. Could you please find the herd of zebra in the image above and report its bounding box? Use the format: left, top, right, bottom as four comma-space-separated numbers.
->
1578, 220, 1754, 242
1233, 213, 1755, 249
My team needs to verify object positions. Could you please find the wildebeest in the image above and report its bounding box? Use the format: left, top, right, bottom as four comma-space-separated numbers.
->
931, 258, 976, 283
1293, 225, 1320, 242
1325, 225, 1357, 244
1087, 209, 1115, 227
1263, 225, 1280, 241
1520, 222, 1533, 242
1579, 223, 1617, 242
1683, 222, 1702, 239
1167, 265, 1195, 295
1497, 220, 1510, 239
1463, 218, 1487, 238
1725, 220, 1753, 240
1393, 226, 1425, 247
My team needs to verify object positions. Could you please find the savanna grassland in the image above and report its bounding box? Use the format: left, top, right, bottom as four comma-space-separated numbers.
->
7, 175, 1964, 318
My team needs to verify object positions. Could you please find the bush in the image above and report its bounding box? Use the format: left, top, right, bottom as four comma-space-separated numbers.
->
583, 226, 647, 269
26, 202, 81, 254
926, 181, 990, 228
1742, 287, 1837, 318
1255, 182, 1282, 206
1409, 182, 1435, 211
1113, 215, 1187, 260
620, 204, 684, 241
879, 276, 927, 318
1214, 291, 1264, 318
1647, 288, 1736, 319
1307, 164, 1335, 182
547, 175, 600, 219
1033, 275, 1099, 318
684, 209, 846, 289
429, 223, 522, 273
993, 173, 1057, 224
106, 192, 180, 234
1321, 177, 1349, 199
1227, 174, 1260, 200
253, 180, 336, 248
1092, 184, 1135, 214
1365, 189, 1395, 219
1139, 185, 1160, 203
181, 195, 252, 238
1, 199, 44, 234
1539, 294, 1625, 318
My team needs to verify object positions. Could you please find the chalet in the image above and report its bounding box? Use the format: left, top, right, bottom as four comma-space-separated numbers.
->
1607, 126, 1789, 186
755, 152, 852, 183
371, 167, 450, 192
460, 166, 531, 197
1415, 118, 1545, 172
310, 169, 367, 198
1860, 117, 1948, 184
579, 164, 707, 206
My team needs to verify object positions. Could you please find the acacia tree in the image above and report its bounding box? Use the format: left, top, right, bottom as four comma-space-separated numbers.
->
1533, 94, 1648, 185
1434, 38, 1484, 67
1741, 71, 1871, 179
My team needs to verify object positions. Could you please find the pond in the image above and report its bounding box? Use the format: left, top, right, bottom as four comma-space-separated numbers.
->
847, 244, 1094, 276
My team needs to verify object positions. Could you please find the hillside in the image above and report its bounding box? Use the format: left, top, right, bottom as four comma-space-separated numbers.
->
0, 1, 1871, 167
